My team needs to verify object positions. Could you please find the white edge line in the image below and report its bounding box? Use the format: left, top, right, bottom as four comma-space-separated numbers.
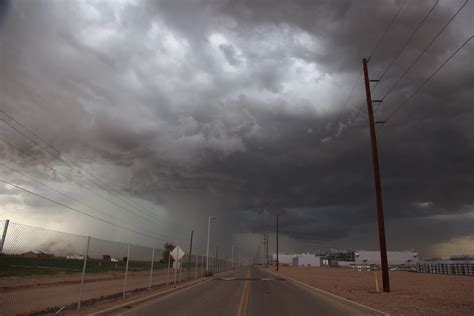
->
263, 269, 389, 316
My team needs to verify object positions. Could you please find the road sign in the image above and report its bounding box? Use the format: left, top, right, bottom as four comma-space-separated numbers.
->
170, 246, 185, 261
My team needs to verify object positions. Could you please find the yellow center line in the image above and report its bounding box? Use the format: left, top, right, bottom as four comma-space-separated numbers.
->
236, 268, 251, 316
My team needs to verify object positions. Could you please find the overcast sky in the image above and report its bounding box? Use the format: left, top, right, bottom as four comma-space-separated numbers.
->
0, 0, 473, 259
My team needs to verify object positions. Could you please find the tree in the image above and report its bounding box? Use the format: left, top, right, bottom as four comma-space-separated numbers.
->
161, 242, 176, 263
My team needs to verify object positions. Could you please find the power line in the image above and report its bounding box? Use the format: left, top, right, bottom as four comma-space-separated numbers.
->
374, 0, 440, 88
0, 117, 182, 231
368, 0, 407, 61
344, 0, 467, 131
374, 0, 469, 106
0, 110, 179, 228
380, 35, 473, 126
331, 0, 408, 133
0, 162, 177, 241
0, 179, 186, 244
332, 71, 363, 127
0, 135, 181, 235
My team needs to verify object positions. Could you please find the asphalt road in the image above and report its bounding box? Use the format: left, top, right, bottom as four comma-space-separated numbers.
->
120, 266, 370, 316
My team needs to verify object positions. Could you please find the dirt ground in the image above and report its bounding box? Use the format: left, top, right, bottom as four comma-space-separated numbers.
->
0, 268, 201, 315
0, 269, 159, 291
272, 266, 474, 315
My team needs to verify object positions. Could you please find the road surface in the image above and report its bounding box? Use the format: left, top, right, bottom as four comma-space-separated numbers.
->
119, 266, 371, 316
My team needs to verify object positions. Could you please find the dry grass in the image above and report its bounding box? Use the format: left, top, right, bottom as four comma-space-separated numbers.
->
274, 266, 474, 315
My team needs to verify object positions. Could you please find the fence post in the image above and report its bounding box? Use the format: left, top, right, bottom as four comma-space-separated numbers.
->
148, 247, 155, 291
179, 254, 183, 283
123, 244, 131, 299
77, 236, 90, 310
0, 219, 9, 254
174, 249, 180, 287
195, 255, 198, 278
166, 251, 171, 287
202, 255, 205, 276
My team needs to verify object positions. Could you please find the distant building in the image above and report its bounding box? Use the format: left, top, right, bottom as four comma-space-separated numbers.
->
326, 250, 355, 263
21, 250, 53, 258
354, 250, 418, 266
321, 249, 419, 267
103, 255, 111, 261
417, 259, 474, 276
272, 253, 297, 266
292, 253, 321, 267
66, 254, 85, 260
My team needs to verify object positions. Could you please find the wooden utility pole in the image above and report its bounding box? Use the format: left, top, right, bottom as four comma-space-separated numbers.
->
187, 230, 193, 279
276, 214, 279, 271
362, 57, 390, 293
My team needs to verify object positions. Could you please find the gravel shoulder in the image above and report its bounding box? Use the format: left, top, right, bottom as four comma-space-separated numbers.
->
272, 266, 474, 315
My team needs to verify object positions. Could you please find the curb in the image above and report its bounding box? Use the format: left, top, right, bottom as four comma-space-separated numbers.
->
263, 268, 389, 316
88, 277, 214, 315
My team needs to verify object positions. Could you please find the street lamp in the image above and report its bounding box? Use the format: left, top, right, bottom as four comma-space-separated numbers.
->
206, 216, 216, 275
231, 245, 234, 270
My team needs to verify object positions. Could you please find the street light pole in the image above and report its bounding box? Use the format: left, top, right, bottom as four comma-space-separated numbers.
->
215, 246, 219, 273
231, 245, 234, 270
206, 216, 216, 275
276, 214, 279, 271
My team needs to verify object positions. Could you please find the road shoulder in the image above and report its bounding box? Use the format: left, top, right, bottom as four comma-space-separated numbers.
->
260, 267, 388, 316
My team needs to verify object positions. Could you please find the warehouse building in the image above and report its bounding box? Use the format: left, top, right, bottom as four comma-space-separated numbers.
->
292, 253, 321, 267
354, 250, 419, 266
321, 249, 419, 267
66, 254, 85, 260
417, 258, 474, 276
272, 253, 297, 266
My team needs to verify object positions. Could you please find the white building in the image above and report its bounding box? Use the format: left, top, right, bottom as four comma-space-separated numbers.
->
66, 254, 85, 260
354, 250, 418, 266
292, 253, 321, 267
272, 253, 297, 266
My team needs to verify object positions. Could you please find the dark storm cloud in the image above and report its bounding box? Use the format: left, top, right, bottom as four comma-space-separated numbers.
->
0, 0, 472, 256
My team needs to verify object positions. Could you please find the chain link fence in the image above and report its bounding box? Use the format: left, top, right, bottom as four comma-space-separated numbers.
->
0, 220, 232, 315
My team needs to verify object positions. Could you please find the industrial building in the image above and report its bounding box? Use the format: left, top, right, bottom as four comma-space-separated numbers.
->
324, 249, 355, 263
320, 249, 418, 267
66, 254, 85, 260
417, 258, 474, 276
292, 253, 321, 267
274, 250, 419, 268
354, 250, 419, 266
272, 253, 297, 266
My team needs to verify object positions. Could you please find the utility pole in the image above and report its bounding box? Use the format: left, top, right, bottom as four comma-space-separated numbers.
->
362, 57, 390, 293
263, 233, 268, 267
0, 219, 9, 254
206, 216, 216, 276
231, 245, 234, 270
215, 246, 219, 273
187, 230, 193, 280
258, 245, 260, 265
276, 214, 279, 271
238, 248, 240, 268
266, 233, 269, 267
